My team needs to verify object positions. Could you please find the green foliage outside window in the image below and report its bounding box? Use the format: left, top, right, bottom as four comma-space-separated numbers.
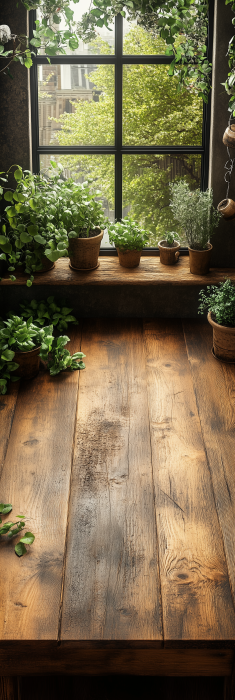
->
48, 29, 202, 244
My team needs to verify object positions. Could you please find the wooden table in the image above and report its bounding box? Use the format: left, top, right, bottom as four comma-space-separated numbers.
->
1, 319, 235, 695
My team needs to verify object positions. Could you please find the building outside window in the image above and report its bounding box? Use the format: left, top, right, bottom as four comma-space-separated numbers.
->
30, 1, 212, 250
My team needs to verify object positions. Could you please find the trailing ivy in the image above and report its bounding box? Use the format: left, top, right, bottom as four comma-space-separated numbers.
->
0, 503, 35, 557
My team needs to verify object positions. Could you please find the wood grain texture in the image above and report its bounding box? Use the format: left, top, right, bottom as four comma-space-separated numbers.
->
61, 319, 162, 642
0, 644, 233, 676
143, 319, 235, 644
0, 329, 81, 641
183, 320, 235, 613
1, 258, 235, 286
0, 678, 19, 700
0, 384, 19, 475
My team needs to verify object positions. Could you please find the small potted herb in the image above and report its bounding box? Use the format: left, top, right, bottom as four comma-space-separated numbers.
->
198, 278, 235, 362
158, 231, 180, 265
169, 181, 220, 275
107, 218, 149, 268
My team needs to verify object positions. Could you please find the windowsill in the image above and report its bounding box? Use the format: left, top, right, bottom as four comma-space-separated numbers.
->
1, 256, 235, 286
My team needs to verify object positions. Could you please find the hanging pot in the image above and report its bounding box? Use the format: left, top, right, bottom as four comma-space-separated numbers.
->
158, 240, 180, 265
223, 124, 235, 148
188, 243, 213, 275
217, 198, 235, 220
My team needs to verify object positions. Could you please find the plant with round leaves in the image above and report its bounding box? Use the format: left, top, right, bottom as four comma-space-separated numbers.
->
0, 324, 19, 395
164, 231, 180, 246
0, 502, 35, 556
39, 334, 86, 375
19, 296, 78, 332
107, 217, 150, 250
169, 180, 220, 250
198, 278, 235, 327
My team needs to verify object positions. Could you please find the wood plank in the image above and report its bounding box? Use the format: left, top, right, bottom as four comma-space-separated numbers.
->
183, 320, 235, 611
0, 328, 81, 641
143, 319, 235, 644
1, 257, 235, 286
61, 319, 163, 642
0, 383, 19, 475
0, 678, 19, 700
0, 644, 233, 676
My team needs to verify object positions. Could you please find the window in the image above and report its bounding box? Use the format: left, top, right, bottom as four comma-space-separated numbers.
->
30, 6, 213, 250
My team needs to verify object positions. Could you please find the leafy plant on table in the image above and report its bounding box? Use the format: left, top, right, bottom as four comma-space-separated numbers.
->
107, 218, 149, 251
198, 278, 235, 327
20, 296, 78, 333
169, 181, 220, 251
0, 321, 20, 394
0, 502, 35, 556
40, 335, 86, 376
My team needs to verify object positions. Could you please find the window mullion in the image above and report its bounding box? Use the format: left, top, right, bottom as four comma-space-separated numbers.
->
115, 14, 123, 221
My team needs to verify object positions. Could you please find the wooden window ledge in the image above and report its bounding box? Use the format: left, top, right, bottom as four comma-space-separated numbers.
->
1, 257, 235, 286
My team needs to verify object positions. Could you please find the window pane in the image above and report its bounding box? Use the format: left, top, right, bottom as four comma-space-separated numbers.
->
123, 19, 167, 55
37, 1, 114, 56
38, 64, 114, 146
123, 64, 203, 146
39, 154, 115, 248
122, 154, 202, 246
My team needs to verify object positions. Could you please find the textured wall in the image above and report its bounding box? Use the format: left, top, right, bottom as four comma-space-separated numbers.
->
0, 0, 31, 178
209, 0, 235, 266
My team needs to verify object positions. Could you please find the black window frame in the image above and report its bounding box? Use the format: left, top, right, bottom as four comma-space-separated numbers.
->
29, 4, 214, 255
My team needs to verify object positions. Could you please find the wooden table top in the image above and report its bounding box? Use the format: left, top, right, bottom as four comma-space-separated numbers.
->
1, 319, 235, 676
1, 256, 235, 286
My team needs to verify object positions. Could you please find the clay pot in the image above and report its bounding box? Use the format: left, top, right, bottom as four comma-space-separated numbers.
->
13, 346, 41, 380
223, 124, 235, 148
217, 198, 235, 220
69, 231, 103, 270
208, 312, 235, 362
188, 244, 213, 275
158, 240, 180, 265
35, 256, 55, 273
116, 248, 141, 268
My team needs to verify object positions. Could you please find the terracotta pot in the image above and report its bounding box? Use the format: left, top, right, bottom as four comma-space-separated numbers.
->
222, 124, 235, 148
158, 240, 180, 265
217, 198, 235, 220
13, 346, 41, 380
35, 256, 55, 273
188, 244, 212, 275
116, 248, 142, 268
208, 312, 235, 362
69, 231, 103, 270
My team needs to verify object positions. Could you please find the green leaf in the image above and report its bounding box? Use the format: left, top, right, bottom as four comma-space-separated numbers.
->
0, 235, 9, 246
4, 191, 13, 202
34, 234, 46, 245
27, 224, 38, 236
15, 542, 27, 557
14, 169, 23, 181
6, 206, 16, 217
20, 532, 35, 545
1, 349, 15, 361
0, 503, 12, 514
20, 231, 32, 243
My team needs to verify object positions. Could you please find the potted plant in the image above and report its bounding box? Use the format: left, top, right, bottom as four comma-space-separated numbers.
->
0, 310, 86, 391
0, 166, 69, 287
169, 181, 220, 275
158, 231, 180, 265
0, 316, 54, 380
107, 218, 149, 268
198, 278, 235, 362
66, 180, 107, 271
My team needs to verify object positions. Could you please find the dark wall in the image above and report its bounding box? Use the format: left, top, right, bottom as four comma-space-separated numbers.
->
209, 0, 235, 266
0, 0, 31, 178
